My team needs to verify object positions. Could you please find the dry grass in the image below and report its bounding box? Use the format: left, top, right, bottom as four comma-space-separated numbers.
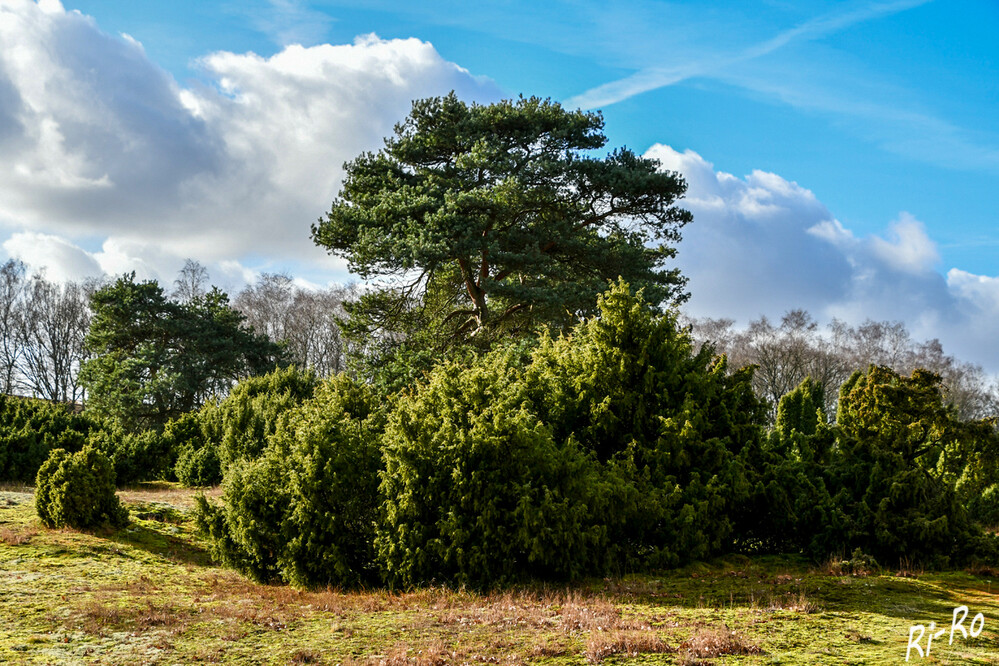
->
752, 588, 820, 613
679, 625, 763, 661
353, 640, 462, 666
421, 588, 655, 637
117, 481, 222, 509
820, 550, 879, 577
73, 596, 190, 636
290, 648, 326, 664
528, 636, 571, 658
0, 525, 37, 545
584, 629, 674, 662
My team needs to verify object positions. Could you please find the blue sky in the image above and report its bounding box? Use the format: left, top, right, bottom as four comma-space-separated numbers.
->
66, 0, 999, 270
1, 0, 997, 369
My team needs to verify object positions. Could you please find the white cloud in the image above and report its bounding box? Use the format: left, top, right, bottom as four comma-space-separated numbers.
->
648, 143, 853, 321
649, 143, 999, 372
2, 232, 101, 283
866, 212, 939, 274
0, 1, 500, 280
3, 232, 190, 284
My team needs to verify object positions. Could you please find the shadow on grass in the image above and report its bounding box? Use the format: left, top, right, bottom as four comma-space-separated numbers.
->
100, 509, 215, 568
589, 554, 976, 624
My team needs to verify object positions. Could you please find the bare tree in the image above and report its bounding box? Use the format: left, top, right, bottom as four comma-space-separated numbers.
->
18, 276, 91, 404
233, 274, 354, 377
234, 273, 295, 341
284, 285, 354, 376
686, 310, 998, 422
0, 259, 27, 395
172, 259, 210, 304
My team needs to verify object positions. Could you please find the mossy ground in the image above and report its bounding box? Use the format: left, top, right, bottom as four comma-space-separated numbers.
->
1, 483, 998, 664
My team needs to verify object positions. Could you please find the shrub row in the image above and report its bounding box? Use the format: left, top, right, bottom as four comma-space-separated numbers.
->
0, 396, 95, 483
194, 281, 999, 589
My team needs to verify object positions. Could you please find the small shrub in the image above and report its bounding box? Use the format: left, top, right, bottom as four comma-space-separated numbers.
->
35, 446, 128, 530
203, 365, 318, 470
377, 351, 607, 589
168, 411, 221, 486
87, 426, 176, 485
825, 548, 879, 576
175, 441, 221, 487
968, 483, 999, 528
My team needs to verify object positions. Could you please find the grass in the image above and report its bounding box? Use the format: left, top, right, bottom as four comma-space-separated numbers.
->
2, 485, 999, 664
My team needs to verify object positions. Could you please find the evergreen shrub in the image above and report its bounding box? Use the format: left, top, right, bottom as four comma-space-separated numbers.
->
35, 446, 128, 529
202, 365, 317, 470
196, 374, 383, 587
0, 396, 94, 483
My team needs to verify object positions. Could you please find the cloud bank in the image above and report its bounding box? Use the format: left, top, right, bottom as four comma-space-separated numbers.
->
0, 0, 499, 284
648, 144, 999, 372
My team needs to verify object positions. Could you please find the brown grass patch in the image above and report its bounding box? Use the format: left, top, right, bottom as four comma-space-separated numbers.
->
290, 648, 326, 664
754, 589, 820, 613
585, 630, 674, 662
558, 592, 622, 633
75, 599, 132, 636
529, 636, 571, 658
422, 588, 651, 636
211, 598, 290, 630
0, 525, 37, 545
117, 482, 222, 509
679, 625, 762, 660
365, 640, 461, 665
70, 595, 193, 636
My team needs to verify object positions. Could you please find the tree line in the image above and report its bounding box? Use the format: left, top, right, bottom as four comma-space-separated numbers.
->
686, 309, 999, 423
0, 258, 355, 408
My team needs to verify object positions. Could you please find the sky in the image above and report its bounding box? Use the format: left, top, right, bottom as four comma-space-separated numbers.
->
0, 0, 997, 370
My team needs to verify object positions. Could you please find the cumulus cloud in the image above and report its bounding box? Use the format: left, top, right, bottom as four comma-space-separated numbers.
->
2, 232, 102, 283
3, 232, 198, 284
649, 144, 999, 371
0, 0, 499, 281
647, 144, 853, 321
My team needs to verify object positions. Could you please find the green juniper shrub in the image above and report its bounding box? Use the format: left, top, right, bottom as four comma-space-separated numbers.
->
274, 374, 384, 587
35, 446, 128, 530
751, 379, 847, 557
829, 366, 993, 567
523, 280, 769, 569
0, 395, 95, 483
196, 374, 383, 587
175, 441, 221, 487
945, 417, 999, 528
966, 483, 999, 529
378, 281, 771, 588
87, 424, 176, 485
377, 350, 606, 589
201, 365, 318, 470
195, 448, 292, 582
171, 411, 221, 487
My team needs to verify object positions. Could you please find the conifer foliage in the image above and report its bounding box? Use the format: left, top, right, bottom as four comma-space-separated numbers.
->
35, 446, 128, 530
